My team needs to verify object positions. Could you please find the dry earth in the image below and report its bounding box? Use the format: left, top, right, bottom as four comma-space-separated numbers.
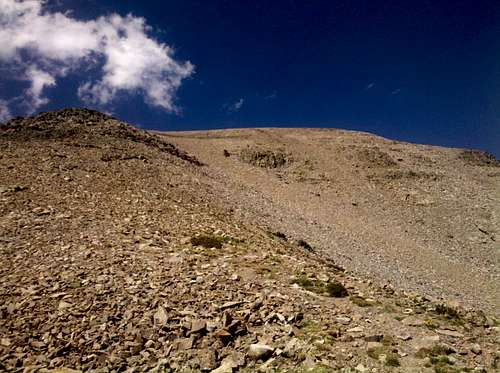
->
0, 109, 499, 373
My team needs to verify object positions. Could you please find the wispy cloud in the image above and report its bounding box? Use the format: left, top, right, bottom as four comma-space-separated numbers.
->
0, 99, 12, 121
391, 88, 401, 95
364, 82, 375, 91
226, 98, 244, 113
0, 0, 194, 115
264, 91, 277, 100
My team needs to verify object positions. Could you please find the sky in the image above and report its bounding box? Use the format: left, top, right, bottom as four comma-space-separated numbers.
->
1, 0, 499, 156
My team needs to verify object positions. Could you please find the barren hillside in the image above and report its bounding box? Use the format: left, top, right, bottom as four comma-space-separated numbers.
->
159, 128, 500, 314
0, 109, 498, 372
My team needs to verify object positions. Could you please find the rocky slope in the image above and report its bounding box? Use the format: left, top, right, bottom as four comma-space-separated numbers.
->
159, 128, 500, 314
0, 109, 498, 372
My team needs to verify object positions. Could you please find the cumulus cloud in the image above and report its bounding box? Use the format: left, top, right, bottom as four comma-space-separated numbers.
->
0, 0, 194, 114
227, 98, 244, 113
24, 66, 56, 112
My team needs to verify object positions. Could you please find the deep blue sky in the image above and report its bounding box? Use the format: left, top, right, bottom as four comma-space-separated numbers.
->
4, 0, 500, 156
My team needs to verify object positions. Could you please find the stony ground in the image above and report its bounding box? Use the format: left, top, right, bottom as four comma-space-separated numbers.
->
160, 128, 500, 314
0, 109, 499, 372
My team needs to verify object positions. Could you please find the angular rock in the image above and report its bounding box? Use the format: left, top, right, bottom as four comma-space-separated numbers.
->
470, 343, 482, 355
364, 334, 383, 342
355, 363, 368, 372
248, 343, 274, 360
191, 319, 207, 334
336, 316, 351, 325
367, 341, 383, 350
436, 329, 464, 338
175, 337, 194, 350
154, 306, 168, 326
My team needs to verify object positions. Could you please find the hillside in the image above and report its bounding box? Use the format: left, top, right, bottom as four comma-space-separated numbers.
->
0, 109, 498, 372
158, 128, 500, 314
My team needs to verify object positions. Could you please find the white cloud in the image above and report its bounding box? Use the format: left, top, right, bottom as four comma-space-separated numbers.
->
0, 0, 194, 114
0, 99, 12, 121
227, 98, 244, 113
24, 66, 56, 113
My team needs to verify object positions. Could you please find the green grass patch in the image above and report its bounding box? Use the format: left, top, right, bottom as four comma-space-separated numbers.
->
351, 295, 374, 307
293, 276, 348, 298
381, 335, 395, 346
434, 304, 464, 326
415, 344, 453, 359
326, 281, 349, 297
190, 234, 244, 249
385, 354, 400, 367
190, 235, 224, 249
368, 345, 400, 368
298, 319, 320, 335
432, 357, 461, 373
435, 304, 460, 318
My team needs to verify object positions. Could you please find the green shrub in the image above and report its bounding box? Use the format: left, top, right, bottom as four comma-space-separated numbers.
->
190, 235, 224, 249
415, 344, 453, 359
293, 276, 348, 298
326, 281, 348, 297
435, 304, 461, 320
381, 335, 395, 346
294, 276, 321, 293
385, 354, 400, 367
297, 239, 313, 251
351, 296, 373, 307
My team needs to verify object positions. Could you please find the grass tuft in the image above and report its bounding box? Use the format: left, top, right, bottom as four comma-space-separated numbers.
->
434, 304, 463, 325
293, 276, 348, 298
385, 354, 400, 367
326, 281, 348, 297
415, 344, 453, 359
351, 296, 373, 307
190, 235, 224, 249
297, 239, 313, 251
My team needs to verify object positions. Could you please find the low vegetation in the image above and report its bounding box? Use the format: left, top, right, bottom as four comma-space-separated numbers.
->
297, 239, 313, 251
239, 147, 291, 168
293, 275, 349, 298
190, 235, 224, 249
325, 281, 348, 297
415, 344, 454, 359
367, 345, 400, 367
434, 304, 462, 322
385, 354, 401, 367
269, 231, 288, 240
350, 295, 374, 307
